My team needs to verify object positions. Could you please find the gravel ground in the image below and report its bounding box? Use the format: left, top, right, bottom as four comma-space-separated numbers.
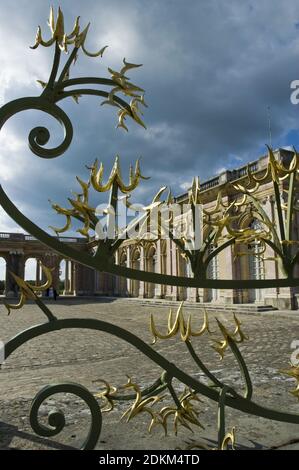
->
0, 298, 299, 450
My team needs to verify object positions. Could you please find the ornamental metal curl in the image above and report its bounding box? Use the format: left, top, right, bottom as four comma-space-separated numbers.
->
0, 7, 146, 161
30, 383, 102, 450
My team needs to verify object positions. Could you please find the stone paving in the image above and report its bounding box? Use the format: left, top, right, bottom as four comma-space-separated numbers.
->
0, 298, 299, 450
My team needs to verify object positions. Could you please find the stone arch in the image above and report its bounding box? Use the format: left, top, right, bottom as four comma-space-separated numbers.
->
40, 253, 61, 293
24, 256, 41, 284
58, 258, 76, 295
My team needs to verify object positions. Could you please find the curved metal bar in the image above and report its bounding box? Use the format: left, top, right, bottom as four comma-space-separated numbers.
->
263, 237, 285, 261
5, 318, 299, 425
286, 170, 296, 242
185, 340, 227, 390
46, 43, 61, 90
198, 229, 216, 258
163, 373, 182, 408
34, 296, 57, 322
0, 184, 106, 269
227, 337, 253, 400
292, 250, 299, 269
57, 77, 118, 90
0, 97, 73, 158
112, 374, 168, 402
218, 385, 229, 449
246, 193, 281, 249
202, 237, 236, 271
56, 47, 79, 85
30, 382, 102, 450
273, 180, 286, 244
55, 89, 132, 114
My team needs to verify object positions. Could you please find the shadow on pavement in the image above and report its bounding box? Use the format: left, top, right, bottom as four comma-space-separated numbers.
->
0, 421, 76, 450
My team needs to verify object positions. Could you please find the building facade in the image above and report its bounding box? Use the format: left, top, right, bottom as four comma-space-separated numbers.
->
1, 148, 298, 309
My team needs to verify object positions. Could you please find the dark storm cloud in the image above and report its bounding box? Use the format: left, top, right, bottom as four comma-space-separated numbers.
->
1, 0, 299, 233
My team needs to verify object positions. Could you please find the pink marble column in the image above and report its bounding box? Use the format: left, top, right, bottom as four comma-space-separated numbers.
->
171, 241, 178, 300
138, 245, 145, 298
126, 246, 131, 295
165, 239, 173, 299
218, 244, 234, 304
154, 240, 163, 298
114, 251, 120, 296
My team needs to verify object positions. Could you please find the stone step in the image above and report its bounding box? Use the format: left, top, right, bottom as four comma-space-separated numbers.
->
123, 297, 278, 313
0, 295, 278, 314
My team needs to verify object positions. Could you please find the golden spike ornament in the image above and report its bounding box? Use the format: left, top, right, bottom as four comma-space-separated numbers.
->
188, 177, 201, 206
232, 164, 260, 195
50, 157, 149, 238
212, 314, 248, 359
221, 427, 236, 450
177, 428, 236, 451
93, 379, 118, 412
205, 196, 274, 247
230, 225, 272, 245
120, 376, 167, 434
154, 389, 204, 436
88, 155, 149, 193
49, 214, 72, 235
202, 190, 234, 217
4, 264, 53, 315
120, 378, 204, 437
31, 6, 108, 56
50, 181, 96, 237
49, 179, 96, 237
102, 58, 147, 130
233, 146, 299, 194
205, 209, 240, 244
31, 8, 147, 131
150, 302, 212, 344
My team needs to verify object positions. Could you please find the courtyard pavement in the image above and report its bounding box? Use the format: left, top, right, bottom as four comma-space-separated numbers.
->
0, 297, 299, 450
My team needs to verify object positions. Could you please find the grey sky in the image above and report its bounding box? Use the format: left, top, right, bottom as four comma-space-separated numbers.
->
1, 0, 299, 241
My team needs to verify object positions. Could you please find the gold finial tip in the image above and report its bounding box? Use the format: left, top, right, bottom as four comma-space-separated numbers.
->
31, 8, 108, 57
